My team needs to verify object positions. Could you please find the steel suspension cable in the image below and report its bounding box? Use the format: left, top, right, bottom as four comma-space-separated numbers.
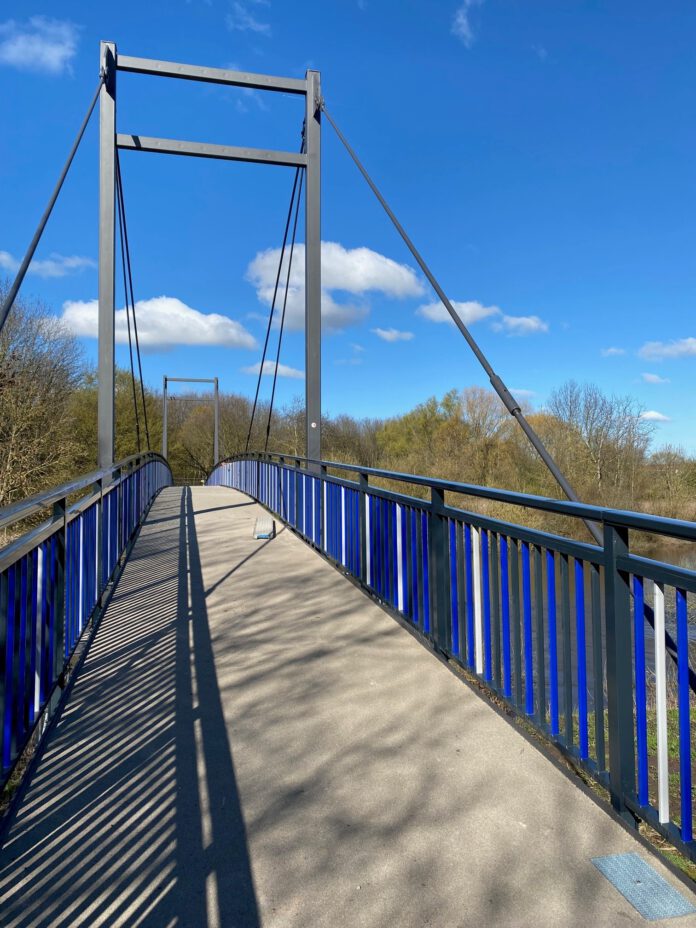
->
264, 169, 304, 453
115, 151, 151, 450
0, 76, 104, 336
245, 158, 303, 452
323, 103, 696, 693
115, 165, 142, 452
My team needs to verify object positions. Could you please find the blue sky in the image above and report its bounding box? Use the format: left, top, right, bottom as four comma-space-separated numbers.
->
1, 2, 695, 449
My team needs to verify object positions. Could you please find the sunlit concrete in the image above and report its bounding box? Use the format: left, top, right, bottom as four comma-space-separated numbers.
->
1, 486, 695, 927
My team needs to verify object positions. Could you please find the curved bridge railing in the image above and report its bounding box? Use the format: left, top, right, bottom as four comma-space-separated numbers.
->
0, 452, 171, 788
209, 451, 696, 863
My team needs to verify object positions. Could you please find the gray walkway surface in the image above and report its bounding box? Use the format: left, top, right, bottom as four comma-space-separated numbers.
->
1, 485, 695, 927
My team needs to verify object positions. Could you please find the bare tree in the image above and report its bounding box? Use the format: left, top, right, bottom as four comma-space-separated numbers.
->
546, 381, 653, 505
0, 286, 83, 508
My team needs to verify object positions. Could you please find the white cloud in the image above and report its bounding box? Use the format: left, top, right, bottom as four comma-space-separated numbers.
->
226, 2, 271, 35
640, 410, 671, 423
492, 314, 549, 336
451, 0, 484, 48
371, 327, 414, 342
317, 242, 422, 296
351, 343, 365, 353
246, 241, 422, 334
510, 388, 536, 401
416, 299, 499, 326
0, 250, 95, 279
601, 346, 625, 357
639, 338, 696, 360
0, 17, 78, 74
60, 296, 257, 350
641, 372, 670, 384
241, 360, 303, 379
416, 299, 548, 336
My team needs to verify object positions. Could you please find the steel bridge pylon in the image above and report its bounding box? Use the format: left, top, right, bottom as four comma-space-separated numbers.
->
97, 42, 322, 469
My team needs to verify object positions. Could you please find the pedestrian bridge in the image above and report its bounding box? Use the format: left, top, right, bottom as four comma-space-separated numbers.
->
1, 456, 696, 926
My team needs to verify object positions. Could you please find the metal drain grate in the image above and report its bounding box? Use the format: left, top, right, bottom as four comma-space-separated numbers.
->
592, 853, 696, 921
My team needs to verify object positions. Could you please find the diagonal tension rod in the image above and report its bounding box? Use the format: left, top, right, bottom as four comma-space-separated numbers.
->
0, 76, 104, 336
322, 102, 696, 694
322, 103, 595, 537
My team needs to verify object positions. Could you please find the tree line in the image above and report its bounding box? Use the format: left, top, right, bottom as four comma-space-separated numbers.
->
2, 288, 694, 541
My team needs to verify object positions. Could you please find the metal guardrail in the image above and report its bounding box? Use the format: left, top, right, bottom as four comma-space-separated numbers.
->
208, 451, 696, 862
0, 452, 171, 788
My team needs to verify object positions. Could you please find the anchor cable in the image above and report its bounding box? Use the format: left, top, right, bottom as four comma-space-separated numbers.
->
0, 75, 105, 336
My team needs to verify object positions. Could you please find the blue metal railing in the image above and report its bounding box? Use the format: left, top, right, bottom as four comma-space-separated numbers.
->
209, 452, 696, 862
0, 452, 171, 786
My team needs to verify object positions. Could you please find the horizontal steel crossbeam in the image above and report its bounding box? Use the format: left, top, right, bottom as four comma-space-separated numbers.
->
116, 134, 306, 167
117, 55, 307, 95
165, 377, 217, 384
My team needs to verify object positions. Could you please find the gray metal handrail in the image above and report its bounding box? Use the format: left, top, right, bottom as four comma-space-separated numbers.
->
0, 451, 169, 532
217, 451, 696, 543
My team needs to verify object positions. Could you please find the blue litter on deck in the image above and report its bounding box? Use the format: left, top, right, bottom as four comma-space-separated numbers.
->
253, 515, 275, 539
592, 853, 696, 921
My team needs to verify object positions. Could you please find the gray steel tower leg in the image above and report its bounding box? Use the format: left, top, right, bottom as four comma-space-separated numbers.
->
98, 41, 117, 470
304, 70, 322, 462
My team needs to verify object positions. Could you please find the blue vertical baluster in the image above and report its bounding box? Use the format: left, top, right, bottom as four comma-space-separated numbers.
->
3, 566, 16, 768
384, 499, 391, 601
401, 503, 409, 616
500, 536, 512, 697
676, 587, 692, 842
633, 575, 648, 806
39, 541, 49, 706
392, 502, 399, 608
17, 557, 28, 742
482, 530, 492, 681
465, 524, 474, 669
421, 511, 430, 635
375, 495, 380, 591
411, 508, 419, 626
521, 542, 534, 715
383, 499, 388, 600
450, 520, 460, 657
377, 497, 384, 599
28, 547, 38, 726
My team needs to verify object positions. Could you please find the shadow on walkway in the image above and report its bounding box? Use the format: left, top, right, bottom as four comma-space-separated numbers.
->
0, 488, 260, 928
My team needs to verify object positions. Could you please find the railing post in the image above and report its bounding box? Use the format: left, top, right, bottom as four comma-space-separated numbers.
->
604, 522, 637, 824
320, 463, 327, 549
359, 472, 368, 585
213, 376, 219, 466
429, 486, 451, 652
94, 477, 104, 599
52, 497, 67, 682
294, 458, 301, 530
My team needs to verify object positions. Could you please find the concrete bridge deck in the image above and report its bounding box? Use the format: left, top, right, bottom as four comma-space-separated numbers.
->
1, 485, 695, 927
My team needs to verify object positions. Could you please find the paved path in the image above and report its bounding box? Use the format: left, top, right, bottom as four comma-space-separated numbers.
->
1, 486, 695, 927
